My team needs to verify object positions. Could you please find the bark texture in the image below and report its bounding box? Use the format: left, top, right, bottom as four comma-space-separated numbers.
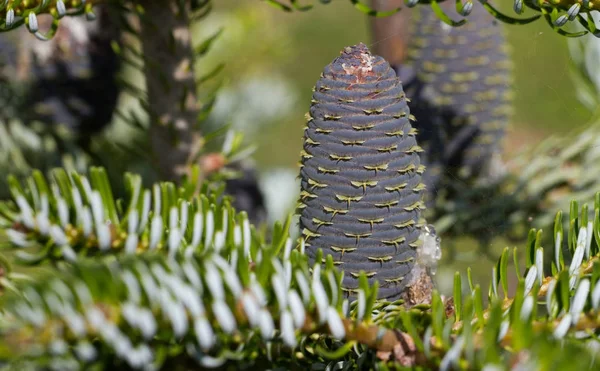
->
140, 0, 199, 182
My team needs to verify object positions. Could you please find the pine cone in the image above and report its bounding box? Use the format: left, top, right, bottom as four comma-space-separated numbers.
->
397, 3, 513, 199
299, 43, 426, 300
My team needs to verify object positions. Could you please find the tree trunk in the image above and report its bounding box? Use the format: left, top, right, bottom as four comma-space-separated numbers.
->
140, 0, 199, 182
369, 0, 412, 67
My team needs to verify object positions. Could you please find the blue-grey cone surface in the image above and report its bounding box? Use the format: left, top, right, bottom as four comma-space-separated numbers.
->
396, 3, 513, 197
299, 43, 426, 300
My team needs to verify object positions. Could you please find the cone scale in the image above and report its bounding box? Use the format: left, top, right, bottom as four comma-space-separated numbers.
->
298, 43, 426, 300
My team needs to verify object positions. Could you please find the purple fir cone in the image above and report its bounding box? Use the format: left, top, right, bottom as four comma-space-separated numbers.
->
299, 43, 427, 300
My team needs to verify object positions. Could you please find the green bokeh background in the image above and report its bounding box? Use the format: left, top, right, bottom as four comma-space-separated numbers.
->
213, 1, 590, 170
205, 1, 592, 295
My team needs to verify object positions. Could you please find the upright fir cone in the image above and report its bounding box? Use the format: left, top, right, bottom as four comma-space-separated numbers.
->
396, 2, 513, 199
298, 43, 430, 301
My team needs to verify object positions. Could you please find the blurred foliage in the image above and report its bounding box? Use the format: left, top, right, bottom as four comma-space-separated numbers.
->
262, 0, 600, 36
1, 0, 600, 369
1, 167, 600, 369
